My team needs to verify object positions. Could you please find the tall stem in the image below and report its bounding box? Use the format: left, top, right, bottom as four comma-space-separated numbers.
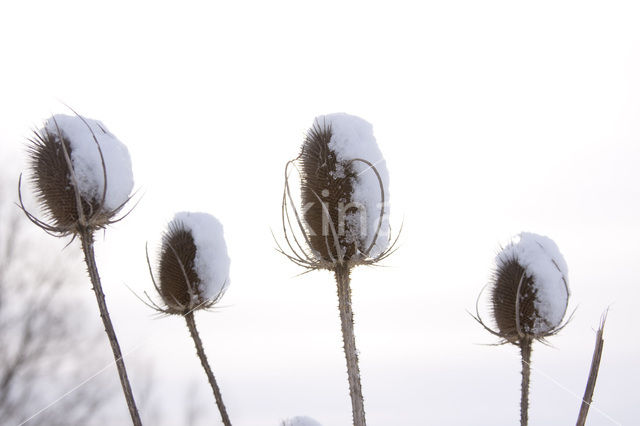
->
520, 338, 532, 426
334, 265, 366, 426
79, 230, 142, 426
184, 311, 232, 426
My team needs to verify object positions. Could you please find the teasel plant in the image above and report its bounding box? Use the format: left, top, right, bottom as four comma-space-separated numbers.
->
18, 113, 142, 425
277, 113, 399, 426
472, 232, 572, 426
141, 212, 232, 426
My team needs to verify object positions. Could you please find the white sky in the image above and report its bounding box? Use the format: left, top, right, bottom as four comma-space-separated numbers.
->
1, 1, 639, 425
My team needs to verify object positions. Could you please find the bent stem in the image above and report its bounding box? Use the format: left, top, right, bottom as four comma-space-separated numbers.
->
184, 311, 232, 426
335, 265, 366, 426
79, 229, 142, 426
519, 338, 532, 426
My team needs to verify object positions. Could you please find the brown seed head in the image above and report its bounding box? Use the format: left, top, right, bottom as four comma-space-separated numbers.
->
157, 221, 209, 314
299, 121, 360, 264
27, 128, 108, 232
480, 233, 570, 344
491, 255, 544, 342
23, 115, 132, 236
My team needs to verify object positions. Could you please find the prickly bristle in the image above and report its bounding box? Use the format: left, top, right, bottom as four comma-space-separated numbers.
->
158, 222, 201, 312
490, 257, 539, 340
299, 122, 360, 263
27, 129, 98, 229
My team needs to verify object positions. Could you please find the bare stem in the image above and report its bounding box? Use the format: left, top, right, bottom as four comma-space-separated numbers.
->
576, 313, 607, 426
520, 338, 532, 426
79, 229, 142, 426
334, 265, 366, 426
184, 311, 232, 426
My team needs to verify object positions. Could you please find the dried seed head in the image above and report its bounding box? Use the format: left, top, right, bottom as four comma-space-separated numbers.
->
28, 129, 95, 230
489, 232, 570, 343
25, 114, 134, 235
154, 212, 230, 315
292, 113, 390, 269
300, 121, 359, 262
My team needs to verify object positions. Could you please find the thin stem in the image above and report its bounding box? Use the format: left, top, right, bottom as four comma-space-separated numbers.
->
520, 338, 532, 426
576, 313, 607, 426
334, 265, 366, 426
184, 311, 232, 426
79, 229, 142, 426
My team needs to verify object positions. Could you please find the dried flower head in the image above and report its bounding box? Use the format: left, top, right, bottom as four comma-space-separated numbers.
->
280, 113, 397, 271
146, 212, 230, 315
21, 114, 134, 236
475, 232, 571, 344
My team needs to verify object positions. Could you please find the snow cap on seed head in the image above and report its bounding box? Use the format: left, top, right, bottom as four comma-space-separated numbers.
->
280, 416, 322, 426
489, 232, 570, 343
24, 114, 134, 235
154, 212, 230, 314
291, 113, 391, 270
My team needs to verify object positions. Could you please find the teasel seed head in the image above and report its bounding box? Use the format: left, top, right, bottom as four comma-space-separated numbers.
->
21, 114, 134, 236
280, 113, 397, 272
281, 416, 322, 426
147, 212, 230, 315
475, 232, 570, 345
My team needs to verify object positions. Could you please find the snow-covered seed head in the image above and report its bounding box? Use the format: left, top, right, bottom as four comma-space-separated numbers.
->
489, 232, 570, 343
155, 212, 230, 315
295, 113, 390, 269
25, 114, 134, 234
280, 416, 322, 426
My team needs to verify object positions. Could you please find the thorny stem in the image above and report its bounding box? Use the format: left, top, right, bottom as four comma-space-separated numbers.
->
79, 230, 142, 426
520, 338, 532, 426
184, 311, 232, 426
335, 265, 366, 426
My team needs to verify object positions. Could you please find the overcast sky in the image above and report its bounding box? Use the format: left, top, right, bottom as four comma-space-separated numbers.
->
1, 1, 639, 425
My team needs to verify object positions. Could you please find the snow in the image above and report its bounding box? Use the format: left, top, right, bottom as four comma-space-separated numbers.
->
171, 212, 230, 300
497, 232, 569, 333
314, 113, 390, 257
281, 416, 322, 426
44, 114, 133, 211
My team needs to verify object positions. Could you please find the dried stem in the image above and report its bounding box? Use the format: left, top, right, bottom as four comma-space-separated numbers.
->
79, 229, 142, 426
184, 311, 232, 426
519, 338, 532, 426
576, 312, 607, 426
334, 265, 366, 426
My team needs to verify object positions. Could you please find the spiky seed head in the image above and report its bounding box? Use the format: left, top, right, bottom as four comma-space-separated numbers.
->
25, 114, 134, 235
154, 212, 230, 315
297, 114, 391, 268
157, 222, 203, 314
300, 121, 360, 263
28, 129, 99, 230
489, 232, 570, 343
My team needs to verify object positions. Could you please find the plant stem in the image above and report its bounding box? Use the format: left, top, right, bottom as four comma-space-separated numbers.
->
576, 313, 607, 426
184, 311, 232, 426
335, 265, 366, 426
79, 230, 142, 426
520, 338, 532, 426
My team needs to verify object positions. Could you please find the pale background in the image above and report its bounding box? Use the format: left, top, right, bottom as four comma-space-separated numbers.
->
1, 1, 639, 425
